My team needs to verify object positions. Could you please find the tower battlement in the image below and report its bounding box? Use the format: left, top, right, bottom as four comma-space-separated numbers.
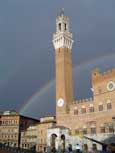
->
92, 68, 115, 83
53, 10, 73, 50
75, 97, 93, 104
101, 68, 115, 76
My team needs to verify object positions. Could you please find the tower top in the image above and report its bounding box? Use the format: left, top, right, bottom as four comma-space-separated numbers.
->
53, 10, 73, 50
59, 8, 64, 16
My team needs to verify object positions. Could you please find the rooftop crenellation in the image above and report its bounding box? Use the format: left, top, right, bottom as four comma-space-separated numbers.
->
92, 68, 115, 81
75, 97, 93, 104
101, 68, 115, 76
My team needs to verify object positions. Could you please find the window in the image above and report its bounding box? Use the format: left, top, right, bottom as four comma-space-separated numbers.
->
107, 103, 112, 110
98, 88, 102, 94
75, 129, 79, 135
81, 108, 86, 114
74, 109, 78, 115
64, 23, 66, 30
91, 128, 96, 134
89, 106, 94, 112
99, 104, 103, 111
83, 129, 87, 134
108, 127, 114, 133
100, 127, 105, 133
59, 23, 61, 31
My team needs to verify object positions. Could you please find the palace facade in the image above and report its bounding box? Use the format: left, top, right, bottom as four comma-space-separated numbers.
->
48, 10, 115, 150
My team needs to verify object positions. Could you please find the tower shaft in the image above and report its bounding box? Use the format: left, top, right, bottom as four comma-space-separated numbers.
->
56, 47, 74, 113
53, 11, 74, 116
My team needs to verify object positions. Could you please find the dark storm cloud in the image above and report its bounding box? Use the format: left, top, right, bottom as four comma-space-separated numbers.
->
0, 0, 115, 118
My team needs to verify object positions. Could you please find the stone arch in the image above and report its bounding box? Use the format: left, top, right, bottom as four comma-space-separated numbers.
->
60, 134, 66, 153
50, 133, 57, 152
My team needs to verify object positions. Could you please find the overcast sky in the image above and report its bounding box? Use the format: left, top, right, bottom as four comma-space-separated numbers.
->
0, 0, 115, 119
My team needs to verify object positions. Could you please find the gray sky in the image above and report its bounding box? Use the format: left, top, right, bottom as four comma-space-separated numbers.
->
0, 0, 115, 119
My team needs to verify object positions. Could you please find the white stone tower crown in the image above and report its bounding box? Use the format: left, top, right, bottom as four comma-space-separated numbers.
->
53, 10, 73, 50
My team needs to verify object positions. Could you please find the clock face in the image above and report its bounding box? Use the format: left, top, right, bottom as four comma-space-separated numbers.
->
57, 98, 64, 107
107, 81, 115, 91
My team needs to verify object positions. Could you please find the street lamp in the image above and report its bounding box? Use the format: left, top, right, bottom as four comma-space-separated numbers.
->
112, 117, 115, 133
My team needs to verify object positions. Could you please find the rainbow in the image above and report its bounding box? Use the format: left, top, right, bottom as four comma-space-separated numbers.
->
19, 79, 55, 114
19, 52, 115, 114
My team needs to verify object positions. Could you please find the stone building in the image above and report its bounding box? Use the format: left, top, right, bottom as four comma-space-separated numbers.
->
36, 116, 56, 152
20, 125, 38, 150
49, 10, 115, 150
47, 126, 69, 151
0, 110, 39, 148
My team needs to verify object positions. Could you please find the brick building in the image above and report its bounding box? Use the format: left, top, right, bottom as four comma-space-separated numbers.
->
0, 110, 39, 148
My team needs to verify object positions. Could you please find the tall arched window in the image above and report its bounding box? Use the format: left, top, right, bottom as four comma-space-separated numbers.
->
100, 124, 105, 133
59, 23, 61, 31
98, 103, 103, 111
83, 127, 87, 134
89, 104, 94, 112
64, 23, 66, 30
81, 106, 86, 114
108, 127, 114, 133
91, 127, 96, 134
98, 88, 102, 94
107, 102, 112, 110
75, 129, 79, 135
74, 107, 78, 115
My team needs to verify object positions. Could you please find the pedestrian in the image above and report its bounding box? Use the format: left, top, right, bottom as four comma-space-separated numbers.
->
100, 145, 112, 153
82, 144, 89, 153
89, 143, 100, 153
75, 144, 81, 153
68, 144, 73, 153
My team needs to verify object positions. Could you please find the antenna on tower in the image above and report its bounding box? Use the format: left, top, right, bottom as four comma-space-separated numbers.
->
59, 8, 64, 16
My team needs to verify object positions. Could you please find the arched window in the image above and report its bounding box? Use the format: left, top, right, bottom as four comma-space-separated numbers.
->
83, 128, 87, 134
91, 127, 96, 134
81, 106, 86, 114
98, 104, 103, 111
59, 23, 61, 31
75, 129, 79, 135
89, 104, 94, 113
100, 127, 105, 133
98, 88, 102, 94
64, 23, 66, 30
74, 107, 78, 115
107, 102, 112, 110
108, 127, 114, 133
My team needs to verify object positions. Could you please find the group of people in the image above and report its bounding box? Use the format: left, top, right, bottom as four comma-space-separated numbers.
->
68, 143, 113, 153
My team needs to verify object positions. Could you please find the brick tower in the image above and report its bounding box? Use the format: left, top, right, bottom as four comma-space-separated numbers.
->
53, 10, 74, 120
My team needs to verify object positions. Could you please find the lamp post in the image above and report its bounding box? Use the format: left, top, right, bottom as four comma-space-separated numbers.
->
112, 117, 115, 133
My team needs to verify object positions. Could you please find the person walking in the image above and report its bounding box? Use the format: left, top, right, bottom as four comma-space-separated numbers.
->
82, 144, 89, 153
75, 144, 81, 153
68, 144, 73, 153
89, 143, 100, 153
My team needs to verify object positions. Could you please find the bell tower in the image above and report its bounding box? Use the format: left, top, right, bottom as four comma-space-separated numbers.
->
53, 10, 74, 117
